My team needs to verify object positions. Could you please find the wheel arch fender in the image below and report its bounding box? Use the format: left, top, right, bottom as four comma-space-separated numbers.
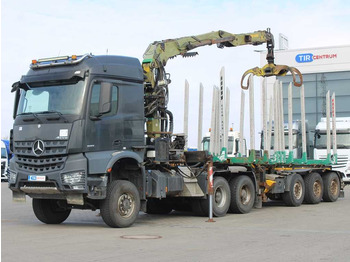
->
106, 151, 143, 170
106, 151, 146, 200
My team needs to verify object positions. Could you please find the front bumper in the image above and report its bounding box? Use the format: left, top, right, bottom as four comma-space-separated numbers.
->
9, 153, 88, 197
343, 172, 350, 184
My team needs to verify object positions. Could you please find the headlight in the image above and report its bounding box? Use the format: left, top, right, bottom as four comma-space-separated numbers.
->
345, 166, 350, 174
61, 171, 85, 185
9, 170, 17, 184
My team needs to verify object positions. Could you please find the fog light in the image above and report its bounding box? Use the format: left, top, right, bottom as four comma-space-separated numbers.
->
72, 185, 85, 190
61, 171, 85, 185
9, 170, 17, 184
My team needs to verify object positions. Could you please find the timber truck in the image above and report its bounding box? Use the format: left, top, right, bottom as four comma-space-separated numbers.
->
8, 28, 344, 228
202, 129, 248, 157
314, 117, 350, 183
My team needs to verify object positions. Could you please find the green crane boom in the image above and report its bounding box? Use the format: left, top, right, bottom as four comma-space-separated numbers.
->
141, 28, 302, 138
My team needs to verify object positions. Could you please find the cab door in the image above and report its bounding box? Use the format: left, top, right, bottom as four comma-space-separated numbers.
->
85, 80, 124, 152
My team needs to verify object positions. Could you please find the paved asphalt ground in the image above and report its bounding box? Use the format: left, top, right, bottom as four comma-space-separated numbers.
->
2, 183, 350, 262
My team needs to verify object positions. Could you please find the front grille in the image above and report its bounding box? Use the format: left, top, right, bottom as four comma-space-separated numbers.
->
14, 139, 68, 174
1, 162, 5, 175
16, 155, 67, 173
319, 154, 349, 169
14, 140, 68, 156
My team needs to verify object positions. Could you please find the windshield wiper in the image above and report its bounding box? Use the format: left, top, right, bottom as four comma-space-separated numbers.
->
36, 111, 68, 123
17, 112, 42, 123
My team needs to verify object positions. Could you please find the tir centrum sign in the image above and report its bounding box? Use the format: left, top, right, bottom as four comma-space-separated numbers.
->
295, 53, 338, 63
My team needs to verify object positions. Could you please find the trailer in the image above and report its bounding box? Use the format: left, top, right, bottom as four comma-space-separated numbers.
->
8, 29, 344, 228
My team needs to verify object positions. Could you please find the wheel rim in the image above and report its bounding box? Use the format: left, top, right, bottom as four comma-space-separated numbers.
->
240, 185, 251, 205
294, 181, 303, 200
330, 179, 339, 196
313, 180, 322, 197
117, 193, 135, 218
215, 186, 227, 208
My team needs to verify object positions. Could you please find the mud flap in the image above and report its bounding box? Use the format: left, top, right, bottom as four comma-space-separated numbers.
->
13, 191, 26, 202
66, 194, 84, 205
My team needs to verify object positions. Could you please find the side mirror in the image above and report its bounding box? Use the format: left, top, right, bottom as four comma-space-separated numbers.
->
314, 130, 321, 139
13, 89, 20, 119
11, 81, 20, 93
98, 82, 112, 115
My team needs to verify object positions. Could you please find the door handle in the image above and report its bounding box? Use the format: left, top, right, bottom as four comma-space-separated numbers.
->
113, 140, 121, 146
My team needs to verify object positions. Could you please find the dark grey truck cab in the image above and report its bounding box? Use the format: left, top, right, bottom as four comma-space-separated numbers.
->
9, 55, 151, 226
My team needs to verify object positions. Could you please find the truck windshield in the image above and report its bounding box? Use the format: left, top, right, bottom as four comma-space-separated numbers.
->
202, 137, 210, 151
262, 133, 297, 149
202, 136, 242, 155
315, 133, 350, 149
271, 133, 297, 149
17, 79, 86, 115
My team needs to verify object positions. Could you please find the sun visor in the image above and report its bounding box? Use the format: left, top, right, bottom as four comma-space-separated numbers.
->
20, 70, 86, 85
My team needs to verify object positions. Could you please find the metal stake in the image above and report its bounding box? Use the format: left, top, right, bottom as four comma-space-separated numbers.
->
197, 83, 204, 150
239, 90, 245, 156
300, 84, 307, 160
184, 80, 189, 150
326, 91, 331, 156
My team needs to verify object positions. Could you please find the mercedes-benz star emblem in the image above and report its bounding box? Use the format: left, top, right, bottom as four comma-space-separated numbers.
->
32, 140, 45, 156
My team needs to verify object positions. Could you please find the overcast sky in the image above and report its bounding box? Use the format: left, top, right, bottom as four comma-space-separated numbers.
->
1, 0, 350, 148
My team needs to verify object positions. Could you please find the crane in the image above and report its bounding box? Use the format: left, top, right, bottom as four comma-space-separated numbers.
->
142, 28, 302, 139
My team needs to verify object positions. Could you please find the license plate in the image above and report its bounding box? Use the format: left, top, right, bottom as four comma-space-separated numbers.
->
28, 175, 46, 182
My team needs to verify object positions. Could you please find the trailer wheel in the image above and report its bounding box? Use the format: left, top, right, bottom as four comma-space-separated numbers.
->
304, 172, 323, 204
200, 176, 231, 217
100, 180, 140, 228
229, 175, 255, 214
146, 199, 173, 214
322, 172, 340, 202
283, 174, 305, 206
32, 199, 71, 224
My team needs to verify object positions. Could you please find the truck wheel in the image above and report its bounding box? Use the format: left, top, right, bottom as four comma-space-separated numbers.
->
200, 176, 231, 217
32, 199, 71, 224
229, 175, 255, 214
283, 174, 305, 206
304, 172, 323, 204
100, 180, 140, 228
322, 172, 340, 202
146, 199, 173, 214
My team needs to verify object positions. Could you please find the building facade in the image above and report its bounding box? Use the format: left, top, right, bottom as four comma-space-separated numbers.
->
261, 45, 350, 131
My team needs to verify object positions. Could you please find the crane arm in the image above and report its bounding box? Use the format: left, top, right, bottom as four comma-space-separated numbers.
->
142, 29, 274, 88
142, 28, 302, 139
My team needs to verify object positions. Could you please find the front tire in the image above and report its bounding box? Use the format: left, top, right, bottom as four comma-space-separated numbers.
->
100, 180, 140, 228
283, 174, 305, 206
322, 172, 340, 202
32, 199, 71, 224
